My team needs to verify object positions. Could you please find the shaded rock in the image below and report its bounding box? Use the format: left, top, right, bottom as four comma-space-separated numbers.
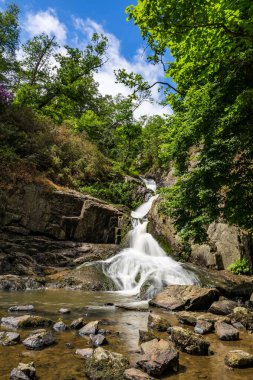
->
229, 307, 253, 331
148, 313, 171, 331
124, 368, 153, 380
150, 285, 219, 311
59, 308, 70, 314
79, 321, 99, 336
23, 330, 56, 350
53, 321, 68, 331
85, 347, 129, 380
70, 317, 86, 329
194, 320, 213, 335
89, 334, 107, 347
9, 305, 34, 312
214, 321, 239, 341
0, 331, 20, 346
139, 330, 157, 344
137, 339, 179, 376
116, 302, 149, 311
225, 350, 253, 368
208, 299, 238, 315
169, 327, 210, 355
76, 348, 94, 358
1, 315, 52, 329
10, 362, 36, 380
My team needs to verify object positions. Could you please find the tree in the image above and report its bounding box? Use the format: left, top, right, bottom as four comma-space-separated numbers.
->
0, 4, 19, 84
127, 0, 253, 241
15, 33, 108, 123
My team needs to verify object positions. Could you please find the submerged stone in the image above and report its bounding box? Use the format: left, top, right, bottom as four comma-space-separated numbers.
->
8, 305, 35, 312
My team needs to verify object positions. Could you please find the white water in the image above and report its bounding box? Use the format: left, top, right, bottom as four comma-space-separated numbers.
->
100, 178, 198, 297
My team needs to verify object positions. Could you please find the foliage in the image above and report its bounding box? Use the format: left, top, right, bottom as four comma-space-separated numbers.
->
127, 0, 253, 241
0, 4, 19, 83
228, 259, 251, 275
0, 84, 13, 105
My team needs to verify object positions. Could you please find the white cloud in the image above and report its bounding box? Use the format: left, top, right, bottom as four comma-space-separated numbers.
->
24, 9, 67, 45
73, 17, 171, 118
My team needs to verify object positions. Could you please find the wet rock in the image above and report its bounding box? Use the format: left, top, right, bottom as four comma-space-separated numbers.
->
150, 285, 219, 311
10, 362, 36, 380
59, 308, 70, 314
89, 334, 107, 347
79, 320, 99, 336
208, 299, 238, 315
225, 350, 253, 368
23, 330, 56, 350
137, 338, 179, 376
85, 347, 129, 380
229, 307, 253, 330
1, 315, 52, 329
76, 348, 94, 358
148, 313, 171, 331
53, 321, 68, 331
70, 317, 86, 329
116, 303, 149, 311
0, 331, 20, 346
169, 327, 210, 355
8, 305, 34, 312
124, 368, 153, 380
214, 321, 239, 340
194, 320, 213, 335
139, 330, 157, 344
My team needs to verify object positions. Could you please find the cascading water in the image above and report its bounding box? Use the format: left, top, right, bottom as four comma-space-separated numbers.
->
100, 178, 198, 297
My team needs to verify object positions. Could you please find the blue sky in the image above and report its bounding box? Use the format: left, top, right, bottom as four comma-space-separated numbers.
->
1, 0, 171, 117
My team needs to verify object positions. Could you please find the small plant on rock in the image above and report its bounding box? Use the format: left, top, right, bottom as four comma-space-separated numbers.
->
228, 259, 251, 275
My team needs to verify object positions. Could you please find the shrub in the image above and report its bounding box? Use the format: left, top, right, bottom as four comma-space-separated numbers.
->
228, 258, 251, 275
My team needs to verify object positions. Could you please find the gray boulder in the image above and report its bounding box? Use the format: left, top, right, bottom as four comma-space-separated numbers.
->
0, 331, 20, 346
150, 285, 219, 311
79, 321, 99, 336
148, 313, 171, 331
137, 339, 179, 376
89, 334, 107, 347
10, 362, 36, 380
169, 327, 210, 355
23, 330, 56, 350
214, 321, 239, 340
53, 321, 68, 331
225, 350, 253, 368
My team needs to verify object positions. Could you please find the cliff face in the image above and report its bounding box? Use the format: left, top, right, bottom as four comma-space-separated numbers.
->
0, 183, 129, 278
149, 196, 252, 270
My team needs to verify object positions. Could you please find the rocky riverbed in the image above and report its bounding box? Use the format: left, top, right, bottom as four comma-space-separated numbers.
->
0, 286, 253, 380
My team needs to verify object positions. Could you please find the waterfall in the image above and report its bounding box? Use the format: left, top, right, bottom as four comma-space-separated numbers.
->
100, 178, 198, 297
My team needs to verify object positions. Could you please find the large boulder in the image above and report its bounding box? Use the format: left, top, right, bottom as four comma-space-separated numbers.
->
22, 330, 56, 350
229, 307, 253, 331
150, 285, 219, 311
137, 339, 179, 376
1, 315, 52, 329
169, 327, 210, 355
10, 362, 36, 380
148, 313, 171, 331
0, 331, 20, 346
208, 299, 238, 315
225, 350, 253, 368
84, 347, 129, 380
214, 321, 239, 341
